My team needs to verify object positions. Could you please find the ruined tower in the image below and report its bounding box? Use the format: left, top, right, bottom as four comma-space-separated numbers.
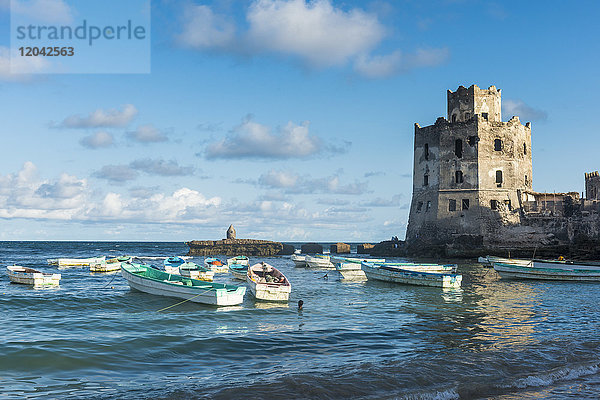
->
585, 171, 600, 200
406, 85, 533, 246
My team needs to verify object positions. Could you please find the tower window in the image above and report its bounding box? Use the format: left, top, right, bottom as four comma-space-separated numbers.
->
455, 139, 463, 158
496, 170, 503, 186
452, 114, 457, 123
491, 200, 498, 210
426, 201, 431, 212
416, 201, 423, 212
494, 139, 502, 151
449, 199, 456, 212
455, 170, 464, 183
524, 143, 527, 155
482, 112, 489, 120
462, 199, 470, 210
423, 174, 429, 186
525, 175, 529, 186
424, 143, 429, 160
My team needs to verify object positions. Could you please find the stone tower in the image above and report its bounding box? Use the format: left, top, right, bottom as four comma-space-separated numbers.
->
227, 224, 236, 240
405, 84, 533, 246
585, 171, 600, 200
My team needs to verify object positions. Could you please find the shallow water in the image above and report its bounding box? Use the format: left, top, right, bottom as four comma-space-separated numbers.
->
2, 241, 600, 399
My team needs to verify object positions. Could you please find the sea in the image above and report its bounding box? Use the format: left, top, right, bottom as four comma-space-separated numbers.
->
2, 241, 600, 399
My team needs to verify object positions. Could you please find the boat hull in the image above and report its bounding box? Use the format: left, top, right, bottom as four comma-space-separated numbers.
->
121, 264, 245, 306
7, 266, 61, 287
227, 256, 249, 267
493, 262, 600, 281
332, 257, 386, 280
48, 256, 105, 267
290, 254, 307, 267
247, 263, 291, 302
362, 263, 462, 288
305, 255, 334, 269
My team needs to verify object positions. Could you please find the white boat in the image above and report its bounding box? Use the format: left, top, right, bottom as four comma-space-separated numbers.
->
331, 256, 385, 280
305, 254, 334, 269
48, 256, 106, 267
479, 255, 532, 267
227, 256, 249, 267
229, 263, 248, 280
204, 257, 228, 273
121, 262, 245, 306
291, 253, 308, 267
7, 265, 61, 287
246, 262, 291, 302
179, 262, 214, 281
493, 260, 600, 281
361, 262, 462, 288
90, 256, 130, 272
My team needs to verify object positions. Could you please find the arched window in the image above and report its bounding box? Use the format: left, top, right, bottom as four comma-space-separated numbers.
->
452, 114, 457, 123
523, 143, 527, 155
455, 139, 463, 158
494, 139, 502, 151
455, 170, 464, 184
496, 170, 503, 185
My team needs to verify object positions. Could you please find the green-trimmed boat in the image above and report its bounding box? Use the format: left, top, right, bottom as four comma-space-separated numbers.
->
121, 262, 246, 306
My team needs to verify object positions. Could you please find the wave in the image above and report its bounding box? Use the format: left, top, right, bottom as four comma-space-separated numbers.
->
505, 363, 600, 390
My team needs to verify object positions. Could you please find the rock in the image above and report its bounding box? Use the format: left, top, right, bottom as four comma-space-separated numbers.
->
369, 240, 407, 257
186, 239, 283, 256
227, 225, 236, 240
278, 244, 295, 256
301, 243, 323, 254
357, 243, 374, 254
330, 243, 350, 254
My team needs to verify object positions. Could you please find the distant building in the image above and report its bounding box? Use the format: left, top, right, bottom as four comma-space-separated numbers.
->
405, 85, 599, 258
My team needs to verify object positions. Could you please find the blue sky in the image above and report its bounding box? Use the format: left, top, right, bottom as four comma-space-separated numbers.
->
0, 0, 599, 241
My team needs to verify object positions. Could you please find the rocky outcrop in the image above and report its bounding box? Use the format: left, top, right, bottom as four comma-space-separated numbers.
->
357, 243, 374, 254
330, 243, 350, 254
186, 239, 285, 256
301, 243, 323, 254
279, 243, 296, 256
369, 240, 407, 257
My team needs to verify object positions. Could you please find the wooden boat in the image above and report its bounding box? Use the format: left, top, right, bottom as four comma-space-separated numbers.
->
305, 254, 334, 269
7, 265, 61, 287
121, 262, 245, 306
479, 255, 532, 267
204, 257, 228, 273
227, 256, 249, 266
246, 262, 291, 302
290, 253, 308, 267
179, 262, 214, 282
331, 256, 385, 280
229, 263, 249, 280
90, 256, 131, 272
48, 256, 105, 267
163, 256, 186, 272
361, 262, 462, 288
493, 260, 600, 281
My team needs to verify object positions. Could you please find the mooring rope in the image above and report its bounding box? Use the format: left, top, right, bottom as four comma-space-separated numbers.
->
156, 287, 215, 312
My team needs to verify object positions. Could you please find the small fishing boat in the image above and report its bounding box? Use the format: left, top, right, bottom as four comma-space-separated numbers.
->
290, 253, 307, 267
204, 257, 228, 273
163, 256, 186, 273
48, 256, 105, 267
227, 256, 249, 266
7, 265, 61, 287
305, 254, 334, 269
479, 255, 532, 267
229, 263, 249, 280
246, 262, 291, 302
121, 262, 246, 306
493, 260, 600, 281
90, 256, 131, 272
361, 262, 462, 288
331, 256, 385, 280
179, 262, 214, 282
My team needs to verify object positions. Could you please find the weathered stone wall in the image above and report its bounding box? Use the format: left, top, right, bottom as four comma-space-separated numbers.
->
186, 239, 285, 256
301, 243, 323, 254
586, 171, 600, 200
330, 243, 350, 254
357, 243, 374, 254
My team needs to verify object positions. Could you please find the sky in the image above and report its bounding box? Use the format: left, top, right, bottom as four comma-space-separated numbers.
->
0, 0, 599, 242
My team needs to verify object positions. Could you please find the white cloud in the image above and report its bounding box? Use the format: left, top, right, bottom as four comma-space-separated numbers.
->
57, 104, 138, 129
205, 117, 323, 160
354, 48, 449, 78
177, 4, 236, 49
502, 99, 548, 122
257, 169, 368, 195
79, 131, 114, 149
360, 194, 402, 207
11, 0, 73, 24
93, 165, 138, 182
129, 159, 194, 176
127, 124, 168, 143
245, 0, 385, 67
0, 46, 51, 81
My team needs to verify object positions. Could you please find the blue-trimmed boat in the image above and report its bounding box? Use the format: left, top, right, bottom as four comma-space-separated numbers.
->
204, 257, 228, 273
493, 259, 600, 281
229, 263, 249, 280
361, 262, 462, 288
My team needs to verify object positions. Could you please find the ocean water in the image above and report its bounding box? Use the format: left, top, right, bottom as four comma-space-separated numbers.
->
2, 241, 600, 399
